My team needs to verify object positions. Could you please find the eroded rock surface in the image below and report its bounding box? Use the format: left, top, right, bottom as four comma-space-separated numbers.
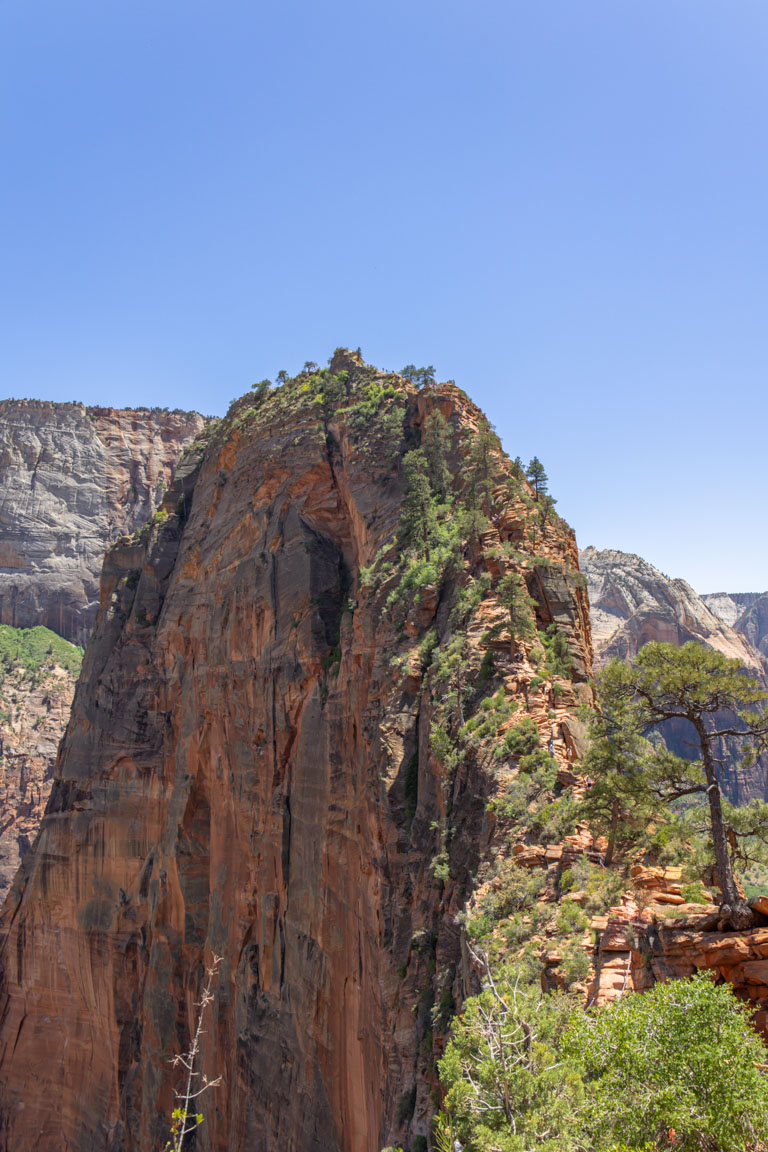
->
0, 400, 209, 645
0, 360, 591, 1152
581, 546, 764, 673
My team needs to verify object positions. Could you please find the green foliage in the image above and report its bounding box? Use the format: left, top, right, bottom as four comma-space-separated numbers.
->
400, 364, 436, 387
250, 378, 272, 401
438, 977, 584, 1152
439, 969, 768, 1152
311, 367, 349, 421
556, 900, 589, 935
0, 624, 83, 684
566, 972, 768, 1151
421, 411, 452, 497
343, 378, 406, 460
582, 643, 768, 912
559, 940, 592, 988
504, 717, 541, 757
559, 856, 626, 914
526, 455, 549, 497
540, 623, 572, 679
496, 570, 537, 655
419, 629, 439, 671
680, 881, 709, 904
399, 449, 438, 552
466, 423, 501, 513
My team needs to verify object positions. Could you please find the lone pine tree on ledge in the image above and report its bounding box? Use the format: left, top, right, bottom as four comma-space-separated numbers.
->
586, 641, 768, 930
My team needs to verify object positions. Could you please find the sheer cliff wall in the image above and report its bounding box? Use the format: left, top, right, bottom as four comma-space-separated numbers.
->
0, 400, 209, 645
0, 358, 592, 1152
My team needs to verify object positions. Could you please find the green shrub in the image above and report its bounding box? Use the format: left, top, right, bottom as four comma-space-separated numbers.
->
566, 972, 768, 1151
503, 717, 540, 757
556, 901, 589, 935
519, 748, 557, 774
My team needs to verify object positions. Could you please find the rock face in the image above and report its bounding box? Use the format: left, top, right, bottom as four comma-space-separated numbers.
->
704, 591, 768, 668
0, 400, 209, 645
0, 627, 82, 901
0, 358, 592, 1152
581, 546, 764, 674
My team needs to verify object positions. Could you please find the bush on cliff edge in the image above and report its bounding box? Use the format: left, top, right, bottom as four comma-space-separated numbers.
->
438, 970, 768, 1151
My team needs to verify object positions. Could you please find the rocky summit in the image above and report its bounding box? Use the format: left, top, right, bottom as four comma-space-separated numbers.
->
0, 355, 592, 1152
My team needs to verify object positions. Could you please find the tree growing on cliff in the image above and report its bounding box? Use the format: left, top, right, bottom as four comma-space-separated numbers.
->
468, 423, 501, 515
400, 449, 438, 558
400, 364, 436, 387
496, 570, 537, 659
525, 456, 548, 498
584, 642, 768, 927
438, 968, 768, 1151
421, 411, 452, 498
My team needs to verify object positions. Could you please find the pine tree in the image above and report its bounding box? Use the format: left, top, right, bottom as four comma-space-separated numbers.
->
585, 642, 768, 928
497, 570, 537, 659
400, 449, 436, 558
526, 456, 548, 498
469, 424, 500, 514
421, 411, 451, 498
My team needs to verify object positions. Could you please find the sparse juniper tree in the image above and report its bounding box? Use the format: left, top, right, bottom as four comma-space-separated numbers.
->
250, 378, 271, 402
275, 369, 289, 385
526, 456, 548, 498
585, 642, 768, 928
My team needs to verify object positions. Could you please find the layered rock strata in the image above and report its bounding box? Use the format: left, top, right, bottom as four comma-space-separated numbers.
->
0, 400, 209, 645
0, 356, 592, 1152
581, 546, 764, 673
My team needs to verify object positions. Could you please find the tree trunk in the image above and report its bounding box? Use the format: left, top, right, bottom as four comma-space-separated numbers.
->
605, 798, 620, 867
695, 718, 753, 930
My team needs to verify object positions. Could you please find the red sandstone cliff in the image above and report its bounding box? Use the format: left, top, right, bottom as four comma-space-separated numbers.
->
0, 355, 592, 1152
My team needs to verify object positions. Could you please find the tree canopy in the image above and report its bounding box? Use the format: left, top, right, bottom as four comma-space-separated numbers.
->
438, 969, 768, 1152
583, 641, 768, 927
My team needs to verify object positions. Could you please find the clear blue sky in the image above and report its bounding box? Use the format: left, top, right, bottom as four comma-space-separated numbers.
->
1, 1, 765, 593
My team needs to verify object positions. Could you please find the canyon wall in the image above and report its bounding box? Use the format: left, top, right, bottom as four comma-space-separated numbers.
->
581, 546, 768, 802
0, 355, 592, 1152
0, 627, 81, 899
581, 546, 765, 675
0, 400, 209, 646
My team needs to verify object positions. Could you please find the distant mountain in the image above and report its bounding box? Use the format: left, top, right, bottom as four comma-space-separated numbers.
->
0, 400, 209, 645
703, 591, 768, 667
580, 546, 768, 802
